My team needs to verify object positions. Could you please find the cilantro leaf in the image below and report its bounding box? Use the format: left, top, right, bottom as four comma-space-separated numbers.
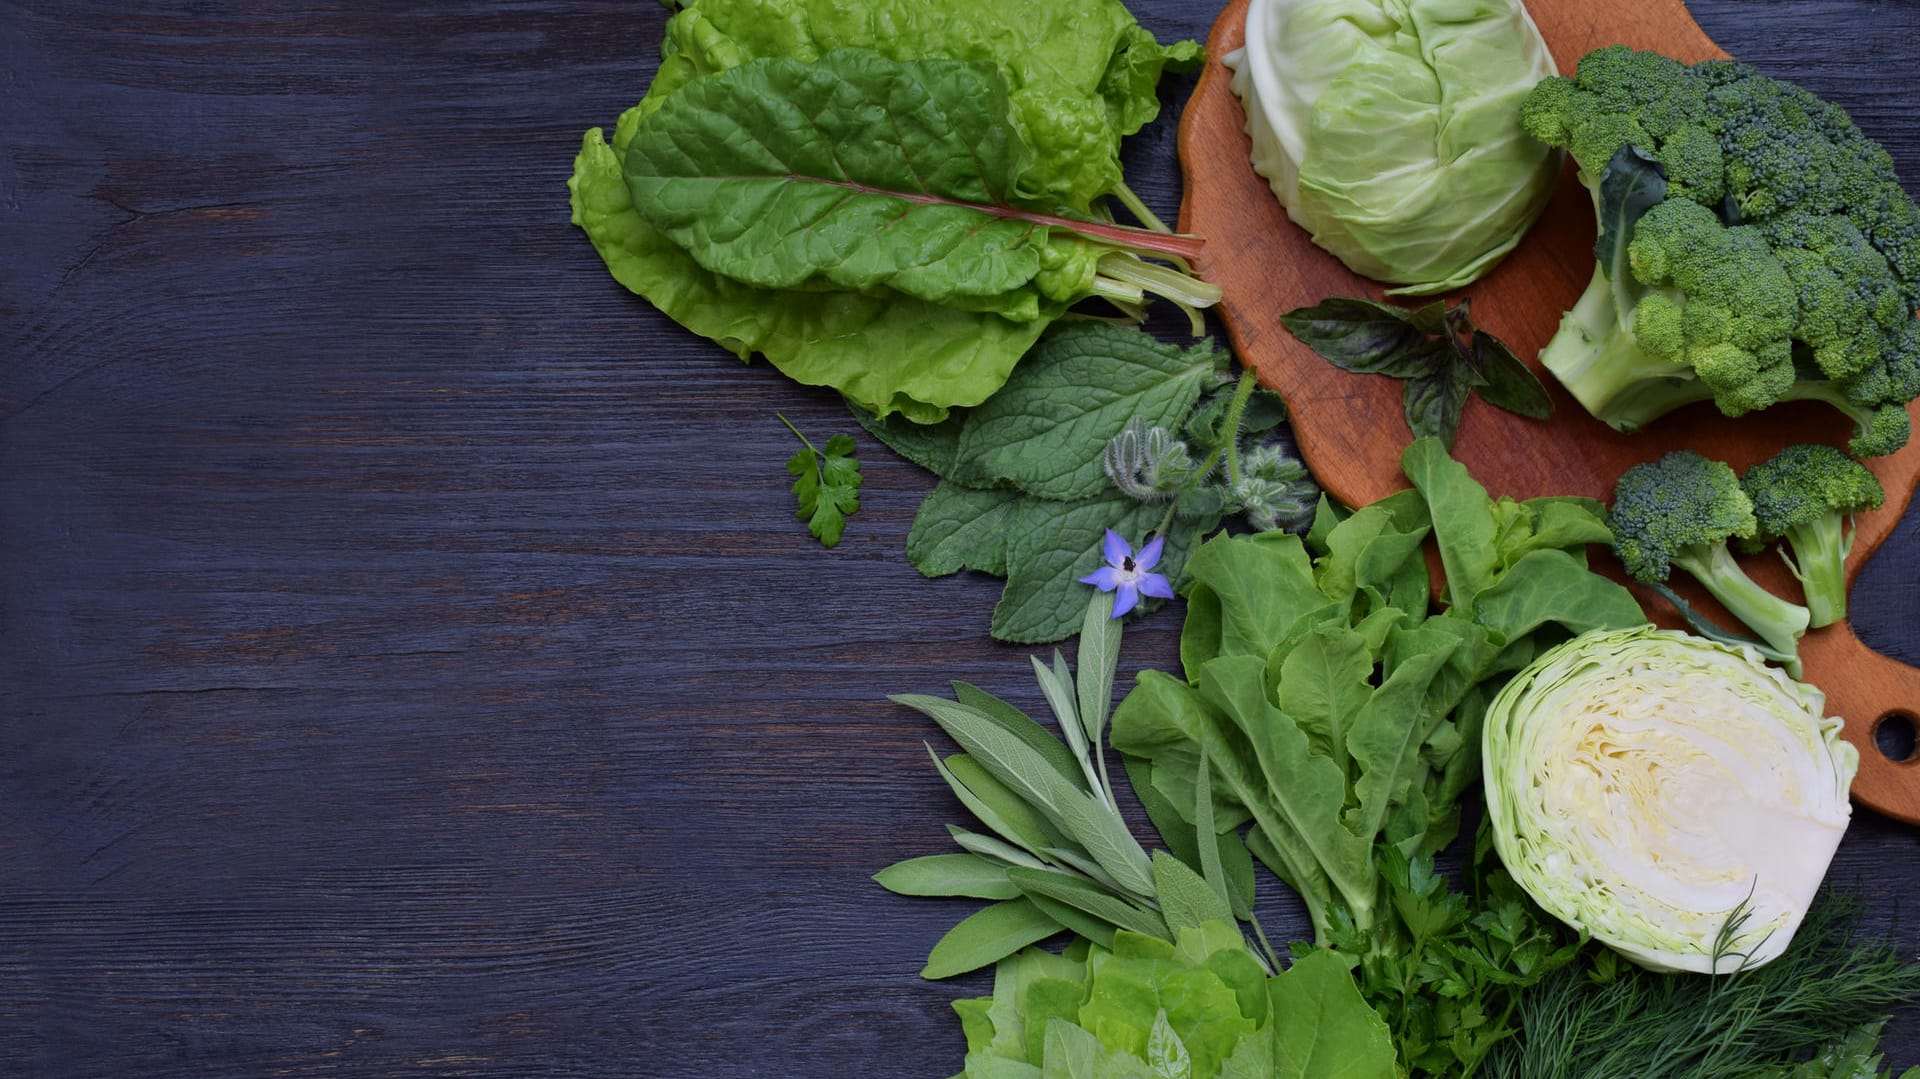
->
779, 415, 862, 548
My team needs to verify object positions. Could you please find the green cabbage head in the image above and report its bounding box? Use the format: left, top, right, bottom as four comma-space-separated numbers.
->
1227, 0, 1560, 294
1483, 626, 1857, 973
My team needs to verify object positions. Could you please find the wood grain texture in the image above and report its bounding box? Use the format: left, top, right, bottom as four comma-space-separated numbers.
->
1, 1, 1917, 1075
1179, 0, 1920, 821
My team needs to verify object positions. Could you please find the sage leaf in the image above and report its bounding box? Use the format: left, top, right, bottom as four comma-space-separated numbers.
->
1075, 590, 1122, 761
951, 681, 1085, 787
922, 897, 1062, 979
1005, 867, 1169, 941
895, 694, 1092, 826
932, 749, 1066, 857
875, 853, 1019, 900
1049, 789, 1157, 899
1151, 849, 1232, 933
1024, 893, 1118, 951
949, 825, 1053, 872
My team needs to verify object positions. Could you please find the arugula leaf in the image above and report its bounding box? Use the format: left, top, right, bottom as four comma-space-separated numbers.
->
778, 417, 861, 547
1281, 297, 1552, 448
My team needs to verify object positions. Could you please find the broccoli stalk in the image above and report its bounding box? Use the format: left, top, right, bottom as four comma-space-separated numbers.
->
1741, 444, 1887, 627
1609, 450, 1810, 676
1520, 48, 1920, 457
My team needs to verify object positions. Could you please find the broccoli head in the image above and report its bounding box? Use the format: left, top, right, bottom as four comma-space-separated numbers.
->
1608, 450, 1810, 673
1522, 47, 1920, 456
1740, 443, 1886, 627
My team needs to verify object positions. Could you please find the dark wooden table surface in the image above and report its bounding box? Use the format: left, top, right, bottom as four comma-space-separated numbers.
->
5, 1, 1919, 1075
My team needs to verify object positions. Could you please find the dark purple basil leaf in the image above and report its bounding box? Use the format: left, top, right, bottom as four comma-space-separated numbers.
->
1467, 330, 1555, 419
1404, 365, 1474, 449
1280, 298, 1431, 375
1408, 300, 1450, 337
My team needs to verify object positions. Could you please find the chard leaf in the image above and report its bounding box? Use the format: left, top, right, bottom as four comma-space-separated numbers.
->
653, 0, 1197, 212
924, 897, 1064, 979
571, 115, 1042, 422
875, 853, 1020, 900
626, 49, 1102, 313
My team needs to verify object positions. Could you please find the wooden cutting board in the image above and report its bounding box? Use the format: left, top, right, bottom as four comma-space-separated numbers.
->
1177, 0, 1920, 823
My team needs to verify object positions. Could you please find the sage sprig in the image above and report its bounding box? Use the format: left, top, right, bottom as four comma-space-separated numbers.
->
876, 589, 1276, 979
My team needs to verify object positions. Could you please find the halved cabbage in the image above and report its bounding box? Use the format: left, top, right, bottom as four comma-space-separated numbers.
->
1483, 626, 1857, 973
1225, 0, 1560, 294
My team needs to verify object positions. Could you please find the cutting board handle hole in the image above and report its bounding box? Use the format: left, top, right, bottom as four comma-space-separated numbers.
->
1872, 710, 1918, 764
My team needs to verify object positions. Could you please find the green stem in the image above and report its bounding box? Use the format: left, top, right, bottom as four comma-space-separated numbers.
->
1110, 179, 1173, 234
1151, 366, 1260, 540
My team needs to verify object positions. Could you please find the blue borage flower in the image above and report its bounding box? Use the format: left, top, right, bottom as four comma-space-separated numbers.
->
1078, 529, 1174, 617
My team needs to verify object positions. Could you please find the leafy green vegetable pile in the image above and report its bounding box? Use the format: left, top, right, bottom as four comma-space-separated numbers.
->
569, 0, 1209, 423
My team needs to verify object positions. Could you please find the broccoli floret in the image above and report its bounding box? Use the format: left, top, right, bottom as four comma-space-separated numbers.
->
1739, 444, 1886, 627
1521, 47, 1920, 456
1608, 450, 1810, 674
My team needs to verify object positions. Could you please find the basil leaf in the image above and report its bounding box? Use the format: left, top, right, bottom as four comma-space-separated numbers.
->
1279, 298, 1432, 376
1403, 364, 1475, 449
1467, 329, 1554, 419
